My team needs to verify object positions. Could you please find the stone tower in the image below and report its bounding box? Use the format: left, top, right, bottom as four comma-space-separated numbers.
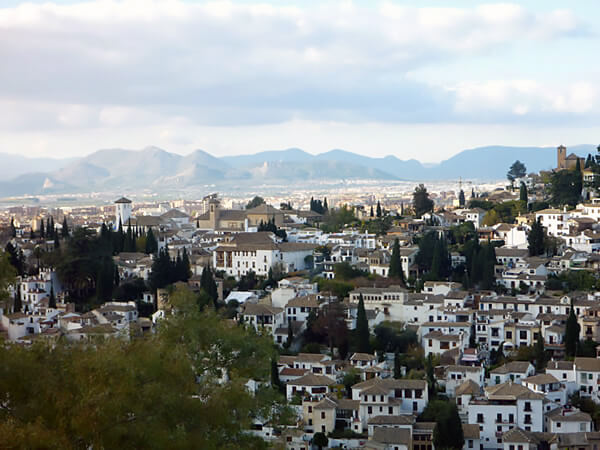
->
114, 197, 132, 230
557, 145, 567, 170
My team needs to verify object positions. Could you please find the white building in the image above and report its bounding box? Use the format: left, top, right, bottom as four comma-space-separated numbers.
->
468, 382, 544, 448
115, 197, 133, 230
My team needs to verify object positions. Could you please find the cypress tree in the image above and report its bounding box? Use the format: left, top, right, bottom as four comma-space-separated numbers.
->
270, 358, 281, 390
528, 218, 545, 257
323, 197, 328, 212
39, 219, 45, 238
356, 294, 370, 353
370, 205, 374, 217
286, 317, 293, 348
393, 352, 402, 379
48, 285, 56, 309
388, 238, 404, 284
458, 189, 465, 207
181, 248, 191, 282
114, 265, 120, 287
117, 219, 124, 253
376, 201, 382, 218
145, 228, 158, 254
46, 217, 51, 237
13, 285, 22, 313
520, 182, 528, 204
565, 299, 580, 357
534, 332, 546, 372
62, 217, 69, 238
10, 217, 16, 238
433, 403, 464, 450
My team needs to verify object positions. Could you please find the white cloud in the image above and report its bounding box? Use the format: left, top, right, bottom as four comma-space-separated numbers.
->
0, 1, 594, 158
451, 80, 599, 117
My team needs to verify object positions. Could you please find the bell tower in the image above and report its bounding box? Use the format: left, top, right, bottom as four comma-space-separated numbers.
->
557, 145, 567, 170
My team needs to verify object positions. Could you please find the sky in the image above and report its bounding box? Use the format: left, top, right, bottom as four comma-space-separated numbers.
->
1, 0, 599, 162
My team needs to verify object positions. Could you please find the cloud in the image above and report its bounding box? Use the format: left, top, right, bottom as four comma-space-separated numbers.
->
0, 0, 590, 133
450, 80, 599, 121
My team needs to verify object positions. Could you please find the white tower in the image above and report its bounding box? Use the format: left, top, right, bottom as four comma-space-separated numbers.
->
114, 197, 132, 230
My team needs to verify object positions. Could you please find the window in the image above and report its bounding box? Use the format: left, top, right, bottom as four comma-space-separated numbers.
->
557, 422, 561, 428
388, 407, 393, 414
477, 413, 484, 424
506, 331, 512, 339
367, 406, 372, 414
496, 413, 502, 423
321, 412, 325, 419
468, 440, 473, 449
308, 406, 312, 413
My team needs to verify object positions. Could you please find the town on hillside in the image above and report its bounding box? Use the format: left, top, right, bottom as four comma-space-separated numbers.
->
5, 145, 600, 449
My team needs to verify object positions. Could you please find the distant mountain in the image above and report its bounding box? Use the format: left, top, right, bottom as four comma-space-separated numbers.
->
0, 144, 596, 197
0, 153, 76, 180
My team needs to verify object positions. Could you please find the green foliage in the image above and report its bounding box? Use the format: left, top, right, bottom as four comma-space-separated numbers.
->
432, 402, 464, 450
5, 242, 25, 276
528, 218, 546, 256
313, 432, 328, 449
342, 369, 361, 394
145, 227, 158, 254
467, 199, 494, 210
458, 189, 465, 207
246, 196, 265, 210
412, 184, 434, 218
546, 271, 598, 292
258, 218, 287, 240
415, 231, 450, 280
549, 168, 583, 207
320, 205, 356, 232
317, 278, 354, 300
566, 300, 581, 357
149, 246, 191, 292
0, 251, 17, 311
310, 197, 328, 215
333, 262, 367, 281
388, 238, 405, 283
519, 182, 528, 203
356, 294, 370, 353
507, 160, 527, 184
200, 266, 219, 308
0, 286, 274, 449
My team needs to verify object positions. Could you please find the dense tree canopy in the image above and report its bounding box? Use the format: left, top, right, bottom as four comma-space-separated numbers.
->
246, 196, 265, 210
0, 287, 278, 449
507, 160, 527, 185
412, 184, 434, 218
549, 169, 582, 207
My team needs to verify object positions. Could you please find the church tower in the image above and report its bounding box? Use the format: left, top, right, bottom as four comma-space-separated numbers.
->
114, 197, 132, 230
557, 145, 567, 170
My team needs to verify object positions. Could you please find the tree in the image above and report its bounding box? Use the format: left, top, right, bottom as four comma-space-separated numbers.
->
394, 352, 402, 379
376, 201, 382, 218
145, 227, 158, 254
507, 160, 527, 188
201, 266, 219, 308
549, 169, 582, 207
412, 184, 434, 218
388, 238, 405, 284
433, 402, 464, 450
270, 357, 281, 391
246, 196, 265, 210
9, 217, 16, 238
61, 217, 69, 238
458, 189, 465, 207
520, 182, 528, 204
370, 205, 374, 217
48, 285, 56, 309
13, 284, 21, 313
39, 218, 45, 239
96, 258, 114, 302
356, 294, 371, 353
313, 432, 328, 450
565, 300, 580, 357
528, 218, 546, 257
0, 286, 276, 449
534, 332, 546, 372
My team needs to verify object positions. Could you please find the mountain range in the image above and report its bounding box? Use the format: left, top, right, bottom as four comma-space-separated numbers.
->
0, 144, 595, 197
